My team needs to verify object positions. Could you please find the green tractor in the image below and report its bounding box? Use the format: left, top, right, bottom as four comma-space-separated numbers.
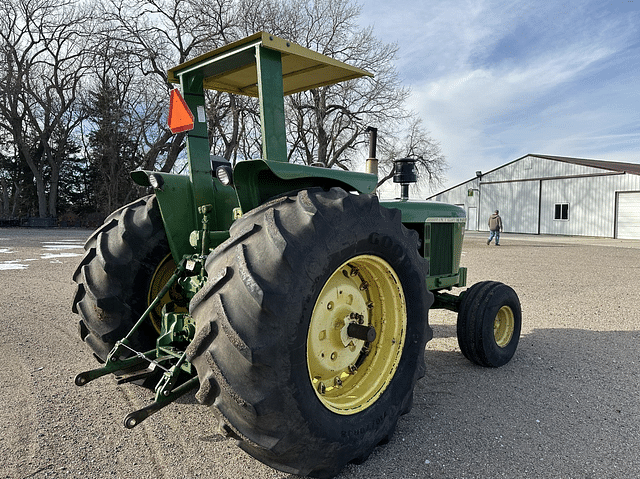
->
72, 32, 521, 478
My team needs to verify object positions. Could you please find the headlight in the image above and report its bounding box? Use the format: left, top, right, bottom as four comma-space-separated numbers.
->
216, 165, 234, 186
149, 173, 165, 190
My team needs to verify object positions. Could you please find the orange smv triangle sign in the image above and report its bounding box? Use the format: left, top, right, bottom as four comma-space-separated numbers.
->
168, 89, 195, 133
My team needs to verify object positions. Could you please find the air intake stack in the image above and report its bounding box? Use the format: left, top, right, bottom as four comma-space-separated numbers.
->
393, 158, 417, 200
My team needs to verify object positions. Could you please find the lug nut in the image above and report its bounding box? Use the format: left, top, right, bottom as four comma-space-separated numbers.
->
318, 382, 326, 395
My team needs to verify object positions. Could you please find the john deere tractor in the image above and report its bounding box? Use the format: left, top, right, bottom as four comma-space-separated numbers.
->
72, 32, 521, 478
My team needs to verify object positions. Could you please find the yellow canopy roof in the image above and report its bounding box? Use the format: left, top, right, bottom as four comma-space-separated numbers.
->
167, 32, 372, 97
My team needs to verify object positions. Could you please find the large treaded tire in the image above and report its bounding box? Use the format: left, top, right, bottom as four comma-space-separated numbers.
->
186, 187, 433, 478
72, 195, 168, 361
457, 280, 521, 367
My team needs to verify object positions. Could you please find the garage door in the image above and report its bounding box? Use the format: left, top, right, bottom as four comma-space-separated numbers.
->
616, 192, 640, 239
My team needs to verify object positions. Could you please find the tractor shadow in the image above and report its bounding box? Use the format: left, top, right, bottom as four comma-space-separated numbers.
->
156, 327, 640, 478
336, 327, 640, 478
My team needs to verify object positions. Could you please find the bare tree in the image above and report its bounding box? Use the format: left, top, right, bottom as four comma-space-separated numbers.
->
237, 0, 446, 186
207, 91, 262, 163
0, 134, 21, 217
96, 0, 446, 182
0, 0, 446, 220
98, 0, 246, 171
376, 117, 447, 191
0, 0, 91, 218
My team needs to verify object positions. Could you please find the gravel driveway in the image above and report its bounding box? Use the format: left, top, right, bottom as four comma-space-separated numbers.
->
1, 228, 638, 479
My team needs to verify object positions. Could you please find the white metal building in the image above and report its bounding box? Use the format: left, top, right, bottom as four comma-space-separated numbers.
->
427, 154, 640, 239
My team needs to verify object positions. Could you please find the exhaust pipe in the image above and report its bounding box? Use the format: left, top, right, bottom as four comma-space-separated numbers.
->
365, 127, 378, 194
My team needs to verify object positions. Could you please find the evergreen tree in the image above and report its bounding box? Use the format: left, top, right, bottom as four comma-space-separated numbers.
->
85, 79, 143, 216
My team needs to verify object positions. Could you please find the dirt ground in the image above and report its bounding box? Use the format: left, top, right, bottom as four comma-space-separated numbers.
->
1, 227, 639, 479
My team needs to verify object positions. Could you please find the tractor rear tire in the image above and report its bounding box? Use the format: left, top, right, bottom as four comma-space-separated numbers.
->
457, 281, 521, 367
72, 195, 168, 362
187, 187, 433, 478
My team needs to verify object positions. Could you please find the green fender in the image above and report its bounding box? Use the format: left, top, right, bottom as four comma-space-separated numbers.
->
233, 159, 377, 213
130, 171, 237, 261
131, 161, 376, 261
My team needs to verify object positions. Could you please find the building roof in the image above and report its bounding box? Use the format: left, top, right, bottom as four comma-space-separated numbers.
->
531, 154, 640, 175
428, 154, 640, 199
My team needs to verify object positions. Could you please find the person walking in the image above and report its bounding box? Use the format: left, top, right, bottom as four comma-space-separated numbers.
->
487, 210, 503, 246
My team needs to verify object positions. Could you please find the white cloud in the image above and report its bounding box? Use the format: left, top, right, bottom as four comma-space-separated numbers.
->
412, 42, 618, 163
357, 0, 640, 192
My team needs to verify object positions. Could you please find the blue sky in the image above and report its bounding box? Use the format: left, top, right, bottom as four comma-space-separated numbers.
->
357, 0, 640, 194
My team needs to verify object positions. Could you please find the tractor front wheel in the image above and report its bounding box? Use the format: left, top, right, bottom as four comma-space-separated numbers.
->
456, 281, 522, 367
187, 187, 433, 478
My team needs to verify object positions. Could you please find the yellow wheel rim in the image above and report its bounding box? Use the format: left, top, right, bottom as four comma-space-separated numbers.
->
147, 254, 185, 334
494, 305, 515, 348
307, 255, 406, 415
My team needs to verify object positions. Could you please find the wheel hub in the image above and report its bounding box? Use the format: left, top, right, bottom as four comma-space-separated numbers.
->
307, 255, 406, 415
494, 305, 515, 348
148, 254, 186, 333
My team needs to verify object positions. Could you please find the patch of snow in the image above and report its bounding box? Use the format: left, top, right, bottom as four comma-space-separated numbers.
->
0, 261, 28, 270
42, 241, 84, 251
41, 252, 82, 259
